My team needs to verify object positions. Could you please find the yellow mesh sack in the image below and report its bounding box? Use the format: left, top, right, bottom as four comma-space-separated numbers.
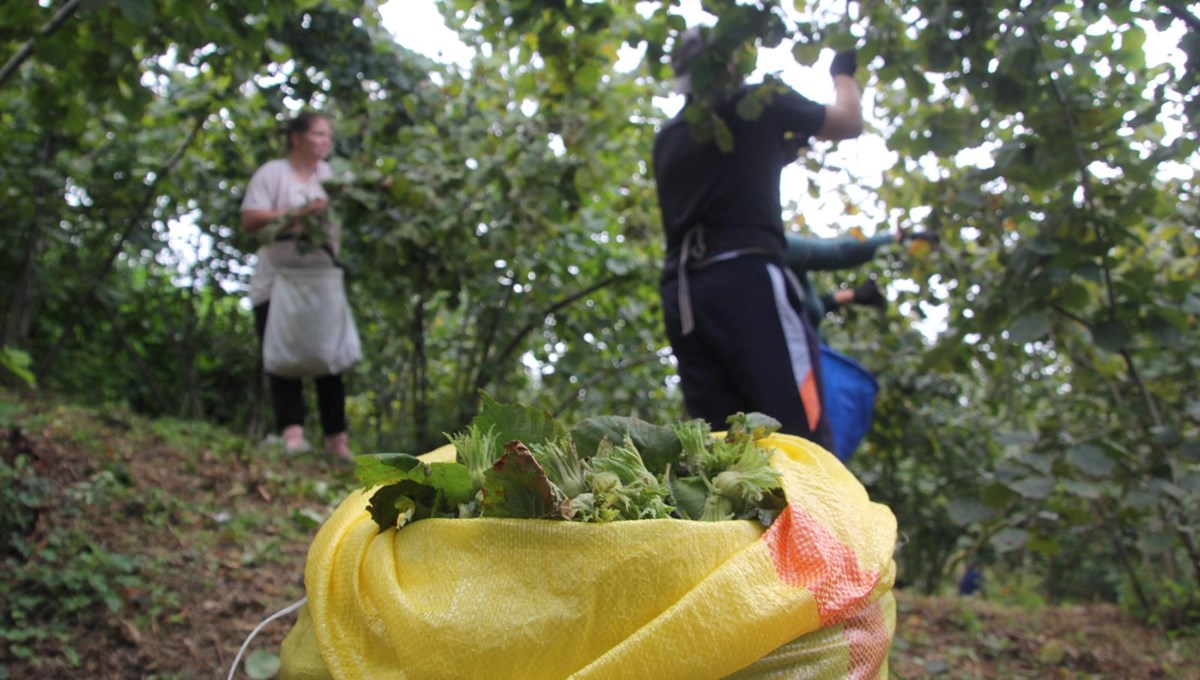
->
280, 433, 897, 679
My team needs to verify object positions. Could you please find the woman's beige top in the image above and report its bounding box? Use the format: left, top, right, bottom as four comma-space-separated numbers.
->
241, 158, 340, 305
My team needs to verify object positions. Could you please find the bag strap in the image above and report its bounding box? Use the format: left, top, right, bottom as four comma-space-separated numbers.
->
274, 234, 347, 273
674, 224, 778, 337
320, 243, 345, 271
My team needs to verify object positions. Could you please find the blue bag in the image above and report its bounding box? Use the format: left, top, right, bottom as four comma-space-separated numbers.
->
818, 345, 879, 461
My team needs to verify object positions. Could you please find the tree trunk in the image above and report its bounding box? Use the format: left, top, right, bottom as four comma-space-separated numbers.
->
3, 131, 56, 347
179, 280, 205, 420
410, 291, 430, 449
37, 113, 205, 379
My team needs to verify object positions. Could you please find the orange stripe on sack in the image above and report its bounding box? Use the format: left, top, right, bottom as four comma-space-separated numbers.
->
799, 373, 821, 433
845, 600, 889, 680
762, 503, 879, 625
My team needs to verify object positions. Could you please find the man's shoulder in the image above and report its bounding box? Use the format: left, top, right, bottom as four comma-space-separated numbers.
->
653, 113, 691, 151
748, 80, 817, 107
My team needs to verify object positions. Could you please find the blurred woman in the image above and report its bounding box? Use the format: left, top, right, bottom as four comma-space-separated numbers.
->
240, 111, 351, 461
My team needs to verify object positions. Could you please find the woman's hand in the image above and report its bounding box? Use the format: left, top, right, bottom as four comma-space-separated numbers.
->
240, 197, 328, 235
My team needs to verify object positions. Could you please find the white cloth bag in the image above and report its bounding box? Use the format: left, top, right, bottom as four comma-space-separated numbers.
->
263, 267, 361, 377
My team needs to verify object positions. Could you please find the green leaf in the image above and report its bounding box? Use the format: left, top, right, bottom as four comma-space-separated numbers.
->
1008, 476, 1054, 499
244, 649, 280, 680
1016, 451, 1053, 475
825, 32, 857, 51
1038, 639, 1066, 665
1121, 25, 1147, 55
1056, 282, 1090, 312
980, 482, 1015, 507
425, 463, 476, 507
0, 399, 20, 428
1182, 292, 1200, 315
364, 461, 474, 530
947, 497, 994, 526
668, 474, 710, 521
291, 507, 326, 530
1150, 426, 1179, 444
990, 527, 1029, 553
355, 453, 423, 487
713, 115, 734, 153
480, 441, 573, 519
1136, 532, 1173, 555
0, 347, 36, 388
1181, 442, 1200, 463
472, 392, 568, 450
366, 482, 424, 530
996, 431, 1037, 448
735, 90, 765, 121
1060, 479, 1103, 500
1008, 312, 1050, 344
1125, 487, 1160, 510
576, 61, 602, 91
1028, 535, 1060, 558
791, 41, 821, 66
1180, 473, 1200, 492
571, 416, 682, 475
1067, 444, 1114, 477
1091, 320, 1131, 352
117, 0, 155, 26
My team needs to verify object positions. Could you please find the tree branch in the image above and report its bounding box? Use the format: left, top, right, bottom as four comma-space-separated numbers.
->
1026, 24, 1117, 310
551, 350, 665, 415
1028, 22, 1165, 429
91, 290, 169, 407
457, 285, 514, 427
479, 273, 633, 390
3, 130, 56, 346
39, 112, 209, 378
1049, 303, 1091, 329
0, 0, 84, 91
1157, 1, 1200, 34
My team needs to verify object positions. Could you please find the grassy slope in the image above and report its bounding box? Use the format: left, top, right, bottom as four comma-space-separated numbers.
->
0, 395, 1196, 679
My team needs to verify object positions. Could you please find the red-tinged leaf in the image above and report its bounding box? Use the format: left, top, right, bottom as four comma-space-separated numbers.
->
479, 440, 573, 520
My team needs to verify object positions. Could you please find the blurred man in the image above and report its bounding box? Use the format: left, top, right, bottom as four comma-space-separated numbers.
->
654, 27, 864, 448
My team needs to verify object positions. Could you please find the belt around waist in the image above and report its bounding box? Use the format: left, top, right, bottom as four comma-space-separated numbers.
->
671, 224, 783, 336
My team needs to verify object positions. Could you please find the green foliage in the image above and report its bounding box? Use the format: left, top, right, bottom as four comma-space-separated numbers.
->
0, 347, 35, 388
809, 0, 1200, 626
0, 447, 143, 662
243, 648, 282, 680
359, 398, 786, 529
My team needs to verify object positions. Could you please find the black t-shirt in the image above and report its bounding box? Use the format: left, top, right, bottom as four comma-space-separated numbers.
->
653, 83, 826, 270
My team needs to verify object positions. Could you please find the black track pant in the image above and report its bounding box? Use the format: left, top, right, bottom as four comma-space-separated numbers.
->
254, 302, 347, 436
661, 255, 833, 451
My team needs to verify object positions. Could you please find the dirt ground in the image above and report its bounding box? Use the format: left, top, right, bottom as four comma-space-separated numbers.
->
1, 405, 1197, 679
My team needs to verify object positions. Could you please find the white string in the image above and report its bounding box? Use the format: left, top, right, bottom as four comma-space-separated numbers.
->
226, 597, 307, 680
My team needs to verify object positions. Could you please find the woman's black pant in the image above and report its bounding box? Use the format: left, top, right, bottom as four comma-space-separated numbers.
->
253, 302, 347, 436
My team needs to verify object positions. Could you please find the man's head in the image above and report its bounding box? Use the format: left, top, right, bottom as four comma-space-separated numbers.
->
670, 26, 710, 94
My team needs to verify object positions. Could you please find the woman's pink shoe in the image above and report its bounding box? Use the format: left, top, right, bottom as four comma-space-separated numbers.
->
281, 425, 311, 454
324, 432, 354, 462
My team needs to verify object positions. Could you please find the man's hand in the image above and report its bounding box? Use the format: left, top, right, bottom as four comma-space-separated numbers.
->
852, 280, 885, 307
816, 50, 863, 140
830, 50, 857, 78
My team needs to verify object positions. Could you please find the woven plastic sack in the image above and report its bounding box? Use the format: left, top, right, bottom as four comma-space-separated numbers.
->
280, 434, 897, 679
818, 345, 879, 462
264, 267, 361, 378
